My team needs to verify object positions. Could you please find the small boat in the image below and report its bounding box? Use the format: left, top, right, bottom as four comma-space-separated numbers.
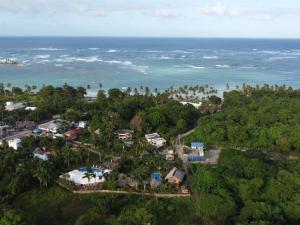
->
0, 58, 23, 66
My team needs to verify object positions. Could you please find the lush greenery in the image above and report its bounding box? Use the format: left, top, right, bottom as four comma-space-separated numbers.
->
189, 149, 300, 225
186, 84, 300, 153
10, 187, 194, 225
1, 84, 299, 225
0, 84, 201, 224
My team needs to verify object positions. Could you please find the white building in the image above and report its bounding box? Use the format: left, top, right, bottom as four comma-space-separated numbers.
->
166, 149, 175, 161
5, 102, 25, 111
7, 138, 22, 150
191, 142, 205, 157
25, 106, 37, 111
180, 101, 202, 109
145, 133, 166, 148
145, 133, 160, 142
60, 167, 111, 186
38, 120, 61, 134
33, 148, 50, 161
77, 121, 87, 129
115, 129, 134, 141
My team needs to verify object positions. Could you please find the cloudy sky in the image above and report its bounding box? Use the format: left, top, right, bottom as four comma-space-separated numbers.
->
1, 0, 300, 38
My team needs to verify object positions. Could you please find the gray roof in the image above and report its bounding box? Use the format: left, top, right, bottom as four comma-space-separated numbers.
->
174, 170, 185, 182
165, 167, 185, 182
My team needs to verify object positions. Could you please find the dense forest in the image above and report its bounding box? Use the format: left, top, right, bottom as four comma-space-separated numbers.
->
186, 84, 300, 153
190, 149, 300, 225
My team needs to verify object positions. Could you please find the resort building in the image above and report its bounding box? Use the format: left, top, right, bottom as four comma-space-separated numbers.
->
33, 147, 50, 161
60, 167, 111, 187
145, 133, 167, 148
7, 138, 22, 150
165, 167, 186, 186
38, 120, 61, 134
5, 101, 25, 111
115, 129, 134, 141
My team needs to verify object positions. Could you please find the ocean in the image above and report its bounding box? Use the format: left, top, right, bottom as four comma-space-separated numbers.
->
0, 37, 300, 93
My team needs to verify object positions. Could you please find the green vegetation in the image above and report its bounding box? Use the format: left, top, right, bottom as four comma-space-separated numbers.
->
186, 84, 300, 153
189, 149, 300, 225
11, 186, 193, 225
1, 83, 299, 225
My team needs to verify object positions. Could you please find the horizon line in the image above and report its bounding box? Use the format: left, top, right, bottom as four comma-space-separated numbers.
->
1, 35, 300, 40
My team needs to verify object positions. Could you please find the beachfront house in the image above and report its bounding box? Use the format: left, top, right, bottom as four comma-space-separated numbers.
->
165, 167, 186, 186
115, 129, 134, 141
145, 133, 166, 148
5, 101, 25, 111
33, 147, 50, 161
38, 120, 61, 134
60, 167, 111, 187
7, 138, 22, 150
191, 142, 204, 157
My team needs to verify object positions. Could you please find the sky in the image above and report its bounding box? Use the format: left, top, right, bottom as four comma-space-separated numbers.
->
0, 0, 300, 38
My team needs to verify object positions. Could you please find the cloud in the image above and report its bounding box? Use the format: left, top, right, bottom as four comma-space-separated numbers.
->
0, 0, 299, 22
144, 9, 179, 19
199, 2, 235, 17
196, 2, 300, 21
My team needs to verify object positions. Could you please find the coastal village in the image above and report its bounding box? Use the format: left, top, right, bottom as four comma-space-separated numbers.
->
0, 85, 221, 196
1, 83, 299, 225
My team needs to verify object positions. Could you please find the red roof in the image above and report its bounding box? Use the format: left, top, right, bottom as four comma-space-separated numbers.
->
65, 128, 80, 140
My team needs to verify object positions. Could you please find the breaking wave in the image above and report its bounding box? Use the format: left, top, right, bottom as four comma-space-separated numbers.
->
216, 64, 230, 68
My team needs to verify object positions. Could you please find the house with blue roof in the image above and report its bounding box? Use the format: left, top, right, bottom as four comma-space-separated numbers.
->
191, 142, 205, 157
150, 172, 162, 189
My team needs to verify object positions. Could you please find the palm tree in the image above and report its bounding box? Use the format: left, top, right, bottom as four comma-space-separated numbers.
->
62, 146, 72, 168
126, 87, 132, 95
33, 162, 51, 189
145, 87, 150, 96
82, 168, 96, 184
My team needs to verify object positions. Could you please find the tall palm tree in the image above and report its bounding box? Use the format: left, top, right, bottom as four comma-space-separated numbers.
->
33, 162, 51, 189
82, 169, 96, 184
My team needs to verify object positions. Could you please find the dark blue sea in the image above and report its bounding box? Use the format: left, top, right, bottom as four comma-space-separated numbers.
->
1, 37, 300, 93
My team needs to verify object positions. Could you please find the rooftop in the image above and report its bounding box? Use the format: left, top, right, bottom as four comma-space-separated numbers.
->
191, 142, 204, 147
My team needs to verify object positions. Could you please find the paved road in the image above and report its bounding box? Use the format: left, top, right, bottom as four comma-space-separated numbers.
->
174, 128, 196, 174
73, 189, 191, 198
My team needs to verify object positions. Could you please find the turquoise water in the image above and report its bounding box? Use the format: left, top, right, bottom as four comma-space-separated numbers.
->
0, 37, 300, 92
